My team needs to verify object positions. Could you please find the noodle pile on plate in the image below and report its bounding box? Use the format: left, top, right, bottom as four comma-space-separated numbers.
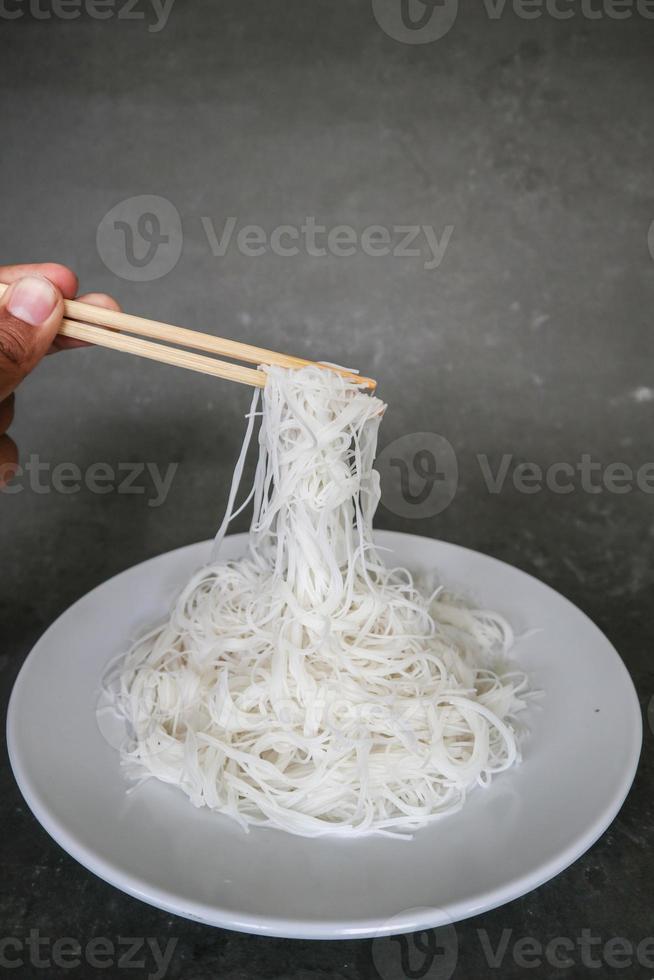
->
106, 366, 529, 837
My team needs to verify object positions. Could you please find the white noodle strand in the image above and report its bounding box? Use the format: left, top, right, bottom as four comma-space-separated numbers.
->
104, 366, 529, 838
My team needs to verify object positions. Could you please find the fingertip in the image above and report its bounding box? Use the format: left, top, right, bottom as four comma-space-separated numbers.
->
41, 264, 79, 299
76, 292, 122, 312
49, 293, 120, 354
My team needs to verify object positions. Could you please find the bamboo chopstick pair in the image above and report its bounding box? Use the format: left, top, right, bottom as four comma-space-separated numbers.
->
0, 282, 376, 391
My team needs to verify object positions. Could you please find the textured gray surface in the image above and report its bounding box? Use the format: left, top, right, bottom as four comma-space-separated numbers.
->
1, 2, 653, 978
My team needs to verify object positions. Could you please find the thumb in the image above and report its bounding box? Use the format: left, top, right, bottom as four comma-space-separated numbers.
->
0, 275, 64, 401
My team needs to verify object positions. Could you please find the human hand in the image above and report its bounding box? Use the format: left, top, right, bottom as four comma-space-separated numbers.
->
0, 262, 119, 485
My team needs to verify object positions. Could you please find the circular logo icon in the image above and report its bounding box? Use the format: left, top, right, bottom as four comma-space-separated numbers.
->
371, 0, 459, 44
96, 195, 182, 282
376, 432, 458, 519
371, 907, 459, 980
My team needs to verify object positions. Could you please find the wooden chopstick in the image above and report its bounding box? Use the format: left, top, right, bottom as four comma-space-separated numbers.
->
64, 297, 376, 387
0, 283, 376, 389
59, 319, 266, 387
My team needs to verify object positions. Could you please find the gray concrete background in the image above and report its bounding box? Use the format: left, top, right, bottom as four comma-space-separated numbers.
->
1, 2, 653, 978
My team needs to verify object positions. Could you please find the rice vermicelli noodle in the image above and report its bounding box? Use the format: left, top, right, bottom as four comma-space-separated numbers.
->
104, 366, 530, 837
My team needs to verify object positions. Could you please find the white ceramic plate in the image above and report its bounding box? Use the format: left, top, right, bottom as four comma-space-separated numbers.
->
7, 532, 641, 939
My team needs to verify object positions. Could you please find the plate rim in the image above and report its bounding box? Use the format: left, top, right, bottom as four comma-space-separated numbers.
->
7, 531, 643, 939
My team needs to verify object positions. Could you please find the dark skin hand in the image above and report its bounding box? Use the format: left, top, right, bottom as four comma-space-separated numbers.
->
0, 263, 120, 485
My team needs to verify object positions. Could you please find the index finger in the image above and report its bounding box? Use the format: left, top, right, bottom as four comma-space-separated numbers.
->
49, 291, 122, 353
